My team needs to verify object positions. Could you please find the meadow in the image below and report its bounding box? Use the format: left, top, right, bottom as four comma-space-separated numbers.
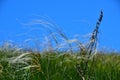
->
0, 48, 120, 80
0, 11, 120, 80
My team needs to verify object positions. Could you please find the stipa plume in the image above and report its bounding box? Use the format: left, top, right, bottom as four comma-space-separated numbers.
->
9, 52, 31, 64
19, 11, 102, 56
8, 52, 42, 76
20, 17, 74, 53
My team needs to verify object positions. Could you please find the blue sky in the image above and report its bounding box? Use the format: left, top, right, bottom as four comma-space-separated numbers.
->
0, 0, 120, 51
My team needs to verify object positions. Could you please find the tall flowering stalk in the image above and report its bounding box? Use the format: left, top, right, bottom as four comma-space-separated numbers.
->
76, 10, 103, 79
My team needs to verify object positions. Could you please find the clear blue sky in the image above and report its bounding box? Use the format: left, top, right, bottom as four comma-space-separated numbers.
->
0, 0, 120, 51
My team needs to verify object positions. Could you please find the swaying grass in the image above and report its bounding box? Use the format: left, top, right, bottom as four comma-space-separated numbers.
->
0, 10, 120, 80
0, 50, 120, 80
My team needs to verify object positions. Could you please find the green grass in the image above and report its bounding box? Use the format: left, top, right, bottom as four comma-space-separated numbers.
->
0, 49, 120, 80
0, 10, 119, 80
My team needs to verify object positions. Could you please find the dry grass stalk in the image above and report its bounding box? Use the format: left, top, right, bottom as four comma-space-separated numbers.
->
76, 10, 103, 79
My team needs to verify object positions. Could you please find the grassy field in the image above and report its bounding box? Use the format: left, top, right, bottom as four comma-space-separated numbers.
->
1, 11, 119, 80
0, 49, 120, 80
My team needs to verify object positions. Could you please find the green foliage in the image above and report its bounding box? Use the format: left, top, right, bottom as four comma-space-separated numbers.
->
0, 50, 120, 80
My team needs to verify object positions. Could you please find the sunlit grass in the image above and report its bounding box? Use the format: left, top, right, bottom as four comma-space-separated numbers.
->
0, 49, 120, 80
1, 10, 119, 80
